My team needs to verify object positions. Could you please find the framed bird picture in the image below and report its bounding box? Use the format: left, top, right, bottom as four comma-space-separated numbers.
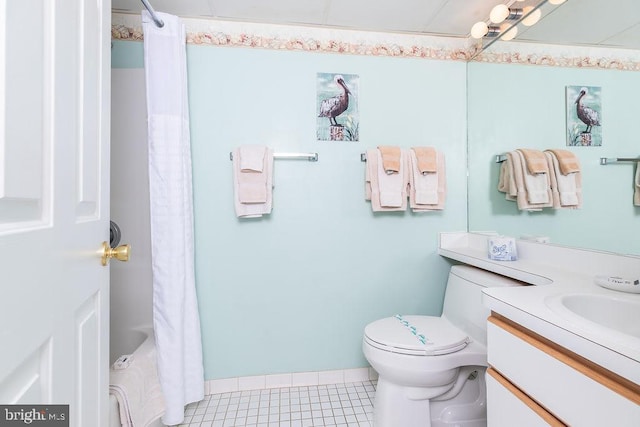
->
566, 85, 602, 146
317, 72, 359, 142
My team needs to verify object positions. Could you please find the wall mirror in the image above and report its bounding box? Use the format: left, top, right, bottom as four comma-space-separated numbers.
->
466, 0, 640, 256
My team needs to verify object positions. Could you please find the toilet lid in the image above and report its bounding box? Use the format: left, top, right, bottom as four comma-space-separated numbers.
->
364, 315, 470, 356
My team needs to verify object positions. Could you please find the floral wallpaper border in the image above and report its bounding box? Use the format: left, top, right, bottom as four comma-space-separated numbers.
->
111, 14, 472, 61
474, 41, 640, 72
112, 13, 640, 71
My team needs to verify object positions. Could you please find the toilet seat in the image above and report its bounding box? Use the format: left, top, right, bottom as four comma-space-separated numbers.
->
364, 315, 470, 356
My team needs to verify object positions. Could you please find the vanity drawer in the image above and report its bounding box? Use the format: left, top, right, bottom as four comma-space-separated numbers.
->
486, 367, 564, 427
487, 315, 640, 427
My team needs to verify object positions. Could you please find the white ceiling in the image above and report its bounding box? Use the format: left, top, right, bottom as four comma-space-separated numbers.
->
113, 0, 640, 51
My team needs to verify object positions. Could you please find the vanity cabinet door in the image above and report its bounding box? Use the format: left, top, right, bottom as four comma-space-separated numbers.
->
487, 315, 640, 427
486, 368, 564, 426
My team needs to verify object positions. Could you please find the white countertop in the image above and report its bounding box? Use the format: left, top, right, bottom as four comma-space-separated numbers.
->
439, 232, 640, 386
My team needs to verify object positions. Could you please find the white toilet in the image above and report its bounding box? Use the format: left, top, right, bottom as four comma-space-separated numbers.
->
363, 265, 522, 427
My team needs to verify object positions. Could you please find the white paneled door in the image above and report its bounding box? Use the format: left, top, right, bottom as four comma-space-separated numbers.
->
0, 0, 111, 426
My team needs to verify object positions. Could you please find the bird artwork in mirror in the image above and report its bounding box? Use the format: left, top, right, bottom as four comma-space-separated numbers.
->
566, 85, 602, 146
317, 72, 359, 142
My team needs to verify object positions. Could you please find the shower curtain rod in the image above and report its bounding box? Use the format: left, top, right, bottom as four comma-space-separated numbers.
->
141, 0, 164, 28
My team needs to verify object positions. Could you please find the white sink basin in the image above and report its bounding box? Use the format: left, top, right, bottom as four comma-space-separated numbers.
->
546, 293, 640, 340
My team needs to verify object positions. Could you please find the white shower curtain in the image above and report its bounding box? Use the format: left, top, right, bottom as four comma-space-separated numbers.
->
142, 11, 204, 426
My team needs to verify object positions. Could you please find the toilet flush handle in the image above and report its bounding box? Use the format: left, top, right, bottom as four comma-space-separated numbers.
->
100, 241, 131, 266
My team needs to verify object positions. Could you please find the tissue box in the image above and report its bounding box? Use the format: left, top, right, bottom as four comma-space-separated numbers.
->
488, 236, 518, 261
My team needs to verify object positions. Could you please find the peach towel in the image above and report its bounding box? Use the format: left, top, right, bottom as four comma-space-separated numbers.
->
233, 146, 273, 218
411, 147, 437, 174
409, 149, 446, 211
239, 145, 266, 172
377, 146, 402, 174
365, 148, 408, 211
547, 149, 580, 175
518, 149, 548, 175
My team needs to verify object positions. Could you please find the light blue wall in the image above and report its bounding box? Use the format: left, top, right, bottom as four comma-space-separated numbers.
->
468, 62, 640, 256
111, 40, 143, 68
112, 41, 468, 379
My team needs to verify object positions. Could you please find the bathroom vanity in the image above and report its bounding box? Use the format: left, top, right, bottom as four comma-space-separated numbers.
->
439, 232, 640, 426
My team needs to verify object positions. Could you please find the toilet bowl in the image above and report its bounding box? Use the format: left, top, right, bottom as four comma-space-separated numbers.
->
362, 265, 522, 427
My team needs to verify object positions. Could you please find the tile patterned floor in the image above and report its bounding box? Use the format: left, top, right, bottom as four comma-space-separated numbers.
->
179, 380, 376, 427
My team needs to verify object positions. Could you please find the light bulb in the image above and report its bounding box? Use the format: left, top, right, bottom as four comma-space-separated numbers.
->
500, 23, 518, 41
470, 21, 489, 39
490, 4, 510, 23
549, 0, 566, 4
521, 6, 541, 26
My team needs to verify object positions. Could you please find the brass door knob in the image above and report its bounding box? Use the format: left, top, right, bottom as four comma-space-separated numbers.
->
101, 241, 131, 266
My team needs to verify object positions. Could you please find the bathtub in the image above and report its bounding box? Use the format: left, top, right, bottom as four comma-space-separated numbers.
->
109, 326, 165, 427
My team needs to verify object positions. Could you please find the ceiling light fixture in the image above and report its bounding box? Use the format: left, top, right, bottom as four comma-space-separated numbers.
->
470, 22, 501, 39
470, 21, 489, 39
489, 4, 523, 24
469, 0, 570, 59
469, 0, 564, 43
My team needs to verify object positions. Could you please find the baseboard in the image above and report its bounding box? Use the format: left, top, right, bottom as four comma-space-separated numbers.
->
205, 367, 378, 395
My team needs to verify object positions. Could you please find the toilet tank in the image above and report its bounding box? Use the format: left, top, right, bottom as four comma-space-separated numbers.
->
442, 265, 523, 346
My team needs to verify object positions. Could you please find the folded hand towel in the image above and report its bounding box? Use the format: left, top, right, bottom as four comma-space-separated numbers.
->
635, 164, 640, 206
365, 151, 373, 201
408, 149, 438, 205
233, 146, 273, 217
518, 148, 548, 175
547, 149, 580, 175
236, 146, 269, 203
545, 152, 562, 209
377, 149, 407, 208
237, 182, 267, 204
239, 145, 266, 172
508, 152, 539, 211
377, 146, 401, 174
365, 148, 408, 211
497, 159, 517, 201
515, 150, 551, 205
411, 147, 437, 174
544, 151, 582, 209
508, 151, 550, 211
410, 149, 446, 212
498, 161, 508, 192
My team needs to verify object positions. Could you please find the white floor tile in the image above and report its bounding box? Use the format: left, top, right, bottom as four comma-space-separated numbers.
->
182, 380, 377, 427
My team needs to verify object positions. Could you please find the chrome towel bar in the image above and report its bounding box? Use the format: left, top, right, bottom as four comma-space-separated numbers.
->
229, 152, 318, 162
599, 157, 640, 165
